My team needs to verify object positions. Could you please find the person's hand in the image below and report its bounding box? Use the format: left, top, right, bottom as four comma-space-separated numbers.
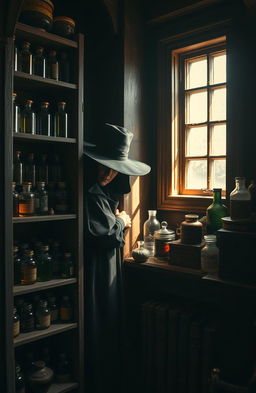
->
116, 209, 131, 228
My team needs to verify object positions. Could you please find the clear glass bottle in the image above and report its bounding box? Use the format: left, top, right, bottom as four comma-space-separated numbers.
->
201, 234, 219, 274
19, 182, 35, 217
35, 300, 51, 329
13, 307, 20, 337
35, 181, 48, 215
20, 99, 36, 134
37, 245, 52, 281
20, 302, 35, 332
24, 152, 36, 188
12, 181, 19, 217
61, 252, 74, 278
13, 150, 23, 189
17, 41, 32, 74
48, 296, 59, 323
13, 245, 21, 285
13, 93, 20, 133
55, 181, 69, 213
132, 240, 150, 263
143, 210, 160, 256
54, 102, 68, 137
37, 101, 51, 136
47, 49, 59, 80
230, 177, 251, 220
59, 52, 70, 82
59, 295, 73, 322
20, 249, 37, 285
33, 46, 46, 77
206, 188, 228, 234
36, 153, 49, 184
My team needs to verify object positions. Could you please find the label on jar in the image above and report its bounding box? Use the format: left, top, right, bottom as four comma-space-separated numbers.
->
36, 314, 51, 329
19, 200, 35, 215
60, 307, 72, 321
230, 200, 251, 220
13, 320, 20, 337
21, 266, 37, 283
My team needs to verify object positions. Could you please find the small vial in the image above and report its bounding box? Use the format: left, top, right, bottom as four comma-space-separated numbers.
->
35, 300, 51, 330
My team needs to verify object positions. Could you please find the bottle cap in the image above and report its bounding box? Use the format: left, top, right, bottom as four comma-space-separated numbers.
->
41, 101, 49, 106
58, 101, 67, 105
154, 221, 175, 240
25, 99, 34, 104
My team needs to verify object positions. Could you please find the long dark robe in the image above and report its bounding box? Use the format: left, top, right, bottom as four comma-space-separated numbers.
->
84, 181, 127, 393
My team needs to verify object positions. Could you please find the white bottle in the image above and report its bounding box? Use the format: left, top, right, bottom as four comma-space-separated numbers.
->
201, 235, 219, 274
143, 210, 160, 256
230, 177, 251, 220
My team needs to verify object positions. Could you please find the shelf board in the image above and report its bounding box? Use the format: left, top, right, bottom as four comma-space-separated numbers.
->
202, 273, 256, 290
13, 214, 76, 223
46, 382, 79, 393
14, 71, 77, 90
15, 22, 78, 48
14, 323, 77, 347
14, 278, 77, 296
13, 133, 76, 144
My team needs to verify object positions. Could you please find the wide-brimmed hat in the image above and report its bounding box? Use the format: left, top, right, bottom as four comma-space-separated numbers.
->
83, 123, 151, 176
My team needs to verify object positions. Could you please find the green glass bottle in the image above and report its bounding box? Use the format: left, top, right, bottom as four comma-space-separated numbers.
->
206, 188, 228, 234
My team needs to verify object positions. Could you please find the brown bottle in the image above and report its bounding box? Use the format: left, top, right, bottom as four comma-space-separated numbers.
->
20, 249, 37, 285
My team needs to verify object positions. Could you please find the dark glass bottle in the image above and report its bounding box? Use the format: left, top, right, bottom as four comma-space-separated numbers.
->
55, 182, 69, 213
17, 41, 32, 74
33, 46, 46, 77
19, 182, 35, 217
13, 307, 20, 337
13, 93, 20, 133
48, 154, 62, 182
35, 300, 51, 329
206, 188, 228, 234
37, 101, 51, 136
20, 249, 37, 285
61, 252, 74, 278
21, 99, 36, 134
36, 154, 49, 184
59, 295, 73, 322
47, 49, 59, 80
13, 151, 23, 188
37, 245, 52, 281
13, 182, 19, 217
20, 302, 35, 332
59, 52, 70, 82
48, 296, 59, 323
15, 363, 26, 393
55, 352, 71, 382
35, 181, 48, 215
24, 153, 36, 188
13, 246, 21, 285
54, 102, 68, 137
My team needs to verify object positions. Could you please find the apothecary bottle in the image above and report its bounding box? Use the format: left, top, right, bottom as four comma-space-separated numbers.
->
60, 295, 73, 322
143, 210, 160, 256
15, 363, 26, 393
35, 300, 51, 329
61, 252, 74, 278
21, 99, 36, 134
54, 102, 68, 137
230, 177, 251, 220
48, 296, 59, 323
20, 249, 37, 285
13, 182, 19, 217
132, 240, 150, 263
35, 181, 48, 215
13, 307, 20, 337
206, 188, 228, 234
154, 221, 175, 261
20, 302, 35, 332
13, 150, 23, 188
37, 245, 52, 281
13, 246, 21, 285
13, 93, 20, 133
201, 234, 219, 274
17, 41, 32, 74
37, 101, 51, 136
47, 49, 59, 80
19, 182, 35, 217
33, 46, 46, 77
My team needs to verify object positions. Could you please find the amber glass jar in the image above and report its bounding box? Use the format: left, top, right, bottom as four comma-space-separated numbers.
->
178, 214, 203, 245
20, 249, 37, 285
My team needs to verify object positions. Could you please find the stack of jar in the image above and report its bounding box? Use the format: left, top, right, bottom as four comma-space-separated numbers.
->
13, 242, 74, 285
13, 94, 69, 137
14, 41, 71, 82
13, 293, 73, 337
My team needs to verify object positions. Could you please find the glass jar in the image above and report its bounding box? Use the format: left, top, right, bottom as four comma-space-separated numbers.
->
35, 181, 48, 215
48, 295, 59, 323
143, 210, 160, 256
59, 295, 73, 322
17, 41, 32, 74
27, 360, 54, 391
61, 252, 74, 278
20, 249, 37, 285
47, 49, 59, 80
230, 177, 251, 220
37, 101, 51, 136
54, 101, 68, 137
154, 221, 175, 261
12, 182, 19, 217
20, 302, 34, 332
206, 188, 228, 234
37, 245, 52, 281
132, 240, 150, 263
201, 234, 219, 274
13, 93, 20, 133
13, 150, 23, 188
13, 307, 20, 337
19, 182, 35, 217
178, 214, 203, 245
35, 300, 51, 329
33, 46, 46, 77
20, 99, 36, 134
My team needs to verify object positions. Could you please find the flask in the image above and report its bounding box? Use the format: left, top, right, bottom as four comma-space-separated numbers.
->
59, 52, 70, 82
24, 153, 36, 188
19, 182, 35, 217
32, 46, 46, 77
37, 245, 52, 281
132, 240, 150, 263
47, 49, 59, 80
61, 252, 74, 278
48, 295, 59, 323
13, 307, 20, 337
35, 300, 51, 329
60, 295, 73, 322
154, 221, 176, 261
55, 352, 71, 382
35, 181, 48, 215
206, 188, 228, 234
178, 214, 203, 245
230, 177, 251, 220
17, 41, 32, 74
15, 363, 26, 393
55, 181, 69, 213
13, 182, 19, 217
13, 245, 21, 285
20, 99, 36, 134
13, 151, 23, 189
54, 101, 68, 137
20, 249, 37, 285
201, 234, 219, 274
13, 93, 20, 133
143, 210, 160, 256
20, 302, 35, 332
36, 153, 49, 184
37, 101, 51, 136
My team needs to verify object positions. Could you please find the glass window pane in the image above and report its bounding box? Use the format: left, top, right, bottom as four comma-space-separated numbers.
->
186, 56, 207, 89
186, 91, 207, 124
210, 52, 226, 84
186, 126, 207, 157
185, 160, 207, 189
210, 159, 226, 189
210, 124, 226, 155
210, 87, 226, 121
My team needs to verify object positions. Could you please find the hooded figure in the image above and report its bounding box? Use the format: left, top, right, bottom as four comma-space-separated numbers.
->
84, 123, 150, 393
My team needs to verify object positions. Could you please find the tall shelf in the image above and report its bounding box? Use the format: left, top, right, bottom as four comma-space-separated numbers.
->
4, 22, 84, 393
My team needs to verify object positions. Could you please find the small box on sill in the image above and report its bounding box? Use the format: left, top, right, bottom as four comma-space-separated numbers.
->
169, 239, 204, 269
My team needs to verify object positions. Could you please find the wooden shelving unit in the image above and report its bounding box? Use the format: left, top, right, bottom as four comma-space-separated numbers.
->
14, 278, 77, 296
13, 133, 77, 144
13, 214, 77, 223
14, 70, 77, 90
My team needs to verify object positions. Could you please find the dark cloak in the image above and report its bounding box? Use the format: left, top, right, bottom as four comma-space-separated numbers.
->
84, 158, 130, 393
